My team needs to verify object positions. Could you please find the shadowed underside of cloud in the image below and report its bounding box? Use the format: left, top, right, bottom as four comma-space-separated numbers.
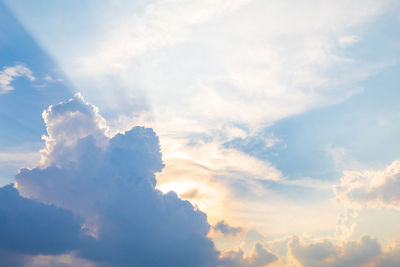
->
0, 184, 83, 266
0, 184, 82, 255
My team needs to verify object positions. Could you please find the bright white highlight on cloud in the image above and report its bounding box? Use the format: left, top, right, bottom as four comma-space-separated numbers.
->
40, 93, 108, 167
0, 64, 35, 93
335, 160, 400, 210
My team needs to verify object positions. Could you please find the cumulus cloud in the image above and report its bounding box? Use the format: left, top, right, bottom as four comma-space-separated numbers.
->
11, 94, 219, 266
289, 235, 382, 267
334, 160, 400, 209
213, 220, 242, 235
0, 64, 35, 93
220, 243, 278, 267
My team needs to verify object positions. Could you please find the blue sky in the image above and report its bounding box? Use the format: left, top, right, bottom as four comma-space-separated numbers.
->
1, 1, 400, 266
0, 2, 73, 184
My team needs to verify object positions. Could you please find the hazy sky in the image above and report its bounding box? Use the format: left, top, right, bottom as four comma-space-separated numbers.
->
1, 1, 400, 266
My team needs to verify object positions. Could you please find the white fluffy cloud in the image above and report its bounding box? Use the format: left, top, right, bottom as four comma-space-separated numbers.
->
334, 160, 400, 209
39, 93, 108, 167
0, 64, 35, 93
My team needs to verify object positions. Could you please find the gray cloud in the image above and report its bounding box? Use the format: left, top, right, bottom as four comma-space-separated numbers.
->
213, 220, 242, 235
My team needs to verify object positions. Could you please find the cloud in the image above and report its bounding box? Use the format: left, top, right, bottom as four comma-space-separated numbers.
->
10, 1, 395, 243
338, 35, 360, 47
377, 242, 400, 267
334, 160, 400, 209
213, 220, 242, 235
39, 93, 108, 167
155, 136, 286, 231
61, 0, 389, 136
289, 235, 382, 267
36, 1, 392, 234
0, 184, 83, 256
13, 94, 219, 266
0, 64, 35, 93
335, 209, 358, 241
220, 243, 278, 267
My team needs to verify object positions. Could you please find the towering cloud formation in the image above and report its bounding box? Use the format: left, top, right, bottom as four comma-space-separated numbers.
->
9, 94, 219, 266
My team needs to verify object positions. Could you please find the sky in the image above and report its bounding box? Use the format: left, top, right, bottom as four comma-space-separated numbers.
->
1, 0, 400, 266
